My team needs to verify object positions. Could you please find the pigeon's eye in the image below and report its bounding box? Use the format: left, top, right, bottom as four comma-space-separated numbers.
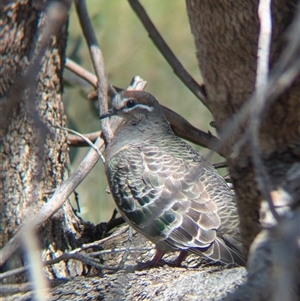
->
125, 99, 136, 108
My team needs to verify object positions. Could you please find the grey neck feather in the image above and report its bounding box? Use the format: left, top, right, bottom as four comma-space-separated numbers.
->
105, 111, 173, 160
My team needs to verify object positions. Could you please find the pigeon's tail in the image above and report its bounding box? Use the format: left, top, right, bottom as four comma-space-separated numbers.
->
190, 237, 246, 266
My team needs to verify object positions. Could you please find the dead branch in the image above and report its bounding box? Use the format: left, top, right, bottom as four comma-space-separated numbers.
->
162, 106, 222, 155
67, 132, 101, 146
65, 58, 98, 88
74, 0, 113, 143
65, 58, 120, 97
127, 0, 209, 110
212, 162, 228, 169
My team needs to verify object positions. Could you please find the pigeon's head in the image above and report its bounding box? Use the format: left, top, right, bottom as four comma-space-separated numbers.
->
100, 90, 166, 126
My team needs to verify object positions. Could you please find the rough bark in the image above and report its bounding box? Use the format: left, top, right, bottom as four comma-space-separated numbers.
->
0, 0, 95, 283
185, 0, 300, 299
186, 0, 300, 254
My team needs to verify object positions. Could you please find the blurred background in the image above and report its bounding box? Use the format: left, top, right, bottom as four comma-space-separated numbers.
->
64, 0, 220, 224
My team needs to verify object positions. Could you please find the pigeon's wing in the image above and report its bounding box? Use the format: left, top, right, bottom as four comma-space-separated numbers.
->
167, 136, 245, 264
106, 145, 219, 247
106, 143, 244, 265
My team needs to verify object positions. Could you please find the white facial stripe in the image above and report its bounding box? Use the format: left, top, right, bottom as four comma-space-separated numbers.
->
122, 97, 154, 112
133, 104, 154, 112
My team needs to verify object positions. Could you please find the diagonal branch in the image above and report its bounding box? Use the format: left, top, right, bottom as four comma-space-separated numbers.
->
162, 106, 222, 155
65, 57, 120, 97
128, 0, 209, 110
65, 57, 98, 87
74, 0, 114, 143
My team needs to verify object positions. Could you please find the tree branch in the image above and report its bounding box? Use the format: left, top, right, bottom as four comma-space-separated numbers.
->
56, 126, 105, 162
65, 58, 97, 87
65, 58, 120, 97
249, 0, 280, 221
162, 106, 222, 155
74, 0, 114, 143
127, 0, 209, 110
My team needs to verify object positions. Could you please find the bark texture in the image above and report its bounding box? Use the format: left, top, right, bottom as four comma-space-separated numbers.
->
0, 0, 91, 282
186, 0, 300, 253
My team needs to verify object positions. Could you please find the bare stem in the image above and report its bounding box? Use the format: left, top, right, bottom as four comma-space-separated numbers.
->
74, 0, 113, 143
128, 0, 209, 110
65, 58, 97, 87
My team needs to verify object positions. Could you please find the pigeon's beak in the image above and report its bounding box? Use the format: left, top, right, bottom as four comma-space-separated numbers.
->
100, 108, 117, 119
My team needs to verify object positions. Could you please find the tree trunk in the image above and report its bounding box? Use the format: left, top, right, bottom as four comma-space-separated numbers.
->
1, 0, 90, 282
186, 0, 300, 254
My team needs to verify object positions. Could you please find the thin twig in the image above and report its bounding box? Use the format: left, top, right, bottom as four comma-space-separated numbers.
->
88, 247, 153, 257
128, 0, 209, 110
74, 0, 114, 143
65, 57, 119, 97
0, 282, 36, 295
0, 227, 129, 280
256, 0, 272, 89
65, 58, 97, 87
56, 125, 105, 163
0, 266, 28, 280
73, 226, 129, 253
54, 253, 116, 271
